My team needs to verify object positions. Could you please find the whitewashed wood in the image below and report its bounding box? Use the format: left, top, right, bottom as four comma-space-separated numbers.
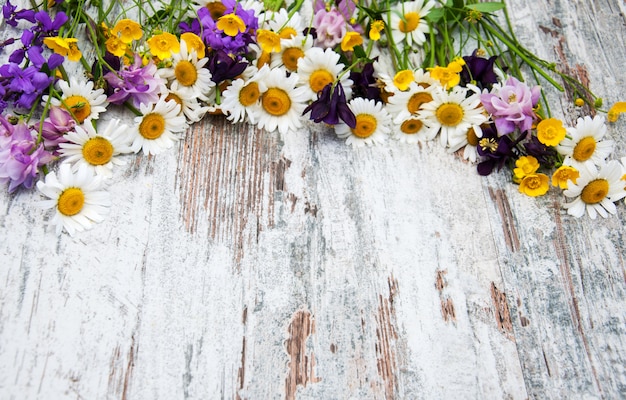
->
0, 0, 625, 399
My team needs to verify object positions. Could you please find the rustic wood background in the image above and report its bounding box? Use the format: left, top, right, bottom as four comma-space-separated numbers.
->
1, 0, 626, 398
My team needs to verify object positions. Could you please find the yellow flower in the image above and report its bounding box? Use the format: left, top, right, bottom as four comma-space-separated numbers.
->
428, 59, 465, 88
216, 13, 246, 37
519, 173, 549, 197
105, 36, 129, 57
181, 32, 206, 59
111, 19, 142, 44
536, 118, 566, 146
393, 70, 414, 91
256, 30, 281, 53
369, 20, 384, 41
147, 32, 180, 59
513, 155, 540, 182
552, 165, 579, 189
341, 32, 363, 52
607, 101, 626, 122
43, 37, 82, 62
574, 98, 585, 107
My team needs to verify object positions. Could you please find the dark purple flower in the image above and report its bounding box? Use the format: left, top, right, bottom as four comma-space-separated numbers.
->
461, 50, 499, 90
349, 61, 381, 103
523, 134, 558, 168
0, 119, 54, 192
104, 55, 166, 107
303, 83, 356, 128
476, 124, 523, 176
207, 50, 247, 84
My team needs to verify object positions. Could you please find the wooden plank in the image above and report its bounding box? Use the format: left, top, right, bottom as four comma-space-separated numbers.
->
0, 0, 624, 399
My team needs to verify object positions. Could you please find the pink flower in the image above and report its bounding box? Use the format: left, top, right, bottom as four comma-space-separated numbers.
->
0, 117, 54, 192
41, 106, 74, 148
313, 8, 347, 48
480, 76, 541, 135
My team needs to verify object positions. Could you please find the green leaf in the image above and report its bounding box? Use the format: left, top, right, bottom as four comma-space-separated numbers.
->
465, 2, 506, 13
426, 8, 445, 23
353, 45, 367, 59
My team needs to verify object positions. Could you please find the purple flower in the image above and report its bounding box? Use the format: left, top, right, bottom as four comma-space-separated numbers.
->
0, 63, 53, 109
0, 118, 54, 192
461, 50, 499, 90
480, 76, 541, 136
104, 55, 166, 108
189, 4, 257, 56
476, 123, 523, 176
3, 0, 36, 27
41, 106, 73, 148
303, 83, 356, 128
313, 7, 347, 48
349, 61, 381, 103
523, 134, 558, 168
33, 10, 68, 35
207, 50, 247, 84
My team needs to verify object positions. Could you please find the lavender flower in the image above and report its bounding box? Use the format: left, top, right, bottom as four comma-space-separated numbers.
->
0, 62, 54, 109
0, 118, 53, 192
104, 55, 166, 108
480, 76, 540, 136
41, 106, 74, 148
303, 83, 356, 128
313, 7, 347, 48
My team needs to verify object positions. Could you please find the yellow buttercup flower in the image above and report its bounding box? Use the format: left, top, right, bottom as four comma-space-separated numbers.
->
111, 19, 142, 44
216, 13, 246, 37
369, 20, 384, 41
105, 36, 129, 57
428, 59, 465, 88
393, 70, 414, 91
552, 165, 579, 189
256, 30, 281, 53
607, 101, 626, 122
341, 32, 363, 52
181, 32, 206, 59
513, 155, 540, 182
147, 32, 180, 59
519, 173, 549, 197
43, 37, 82, 62
536, 118, 566, 146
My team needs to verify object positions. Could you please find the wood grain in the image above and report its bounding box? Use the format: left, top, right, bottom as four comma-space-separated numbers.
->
1, 0, 625, 399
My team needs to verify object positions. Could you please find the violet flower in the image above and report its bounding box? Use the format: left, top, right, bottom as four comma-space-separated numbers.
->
303, 83, 356, 128
104, 55, 166, 108
0, 62, 53, 109
2, 0, 36, 27
480, 76, 540, 136
41, 106, 74, 148
476, 124, 523, 176
523, 134, 558, 169
349, 61, 382, 103
0, 119, 54, 193
460, 50, 499, 91
207, 50, 247, 84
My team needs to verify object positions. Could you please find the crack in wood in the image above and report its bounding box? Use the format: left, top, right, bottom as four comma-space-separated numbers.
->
490, 283, 514, 340
488, 188, 520, 252
435, 270, 456, 323
284, 309, 320, 400
375, 276, 399, 399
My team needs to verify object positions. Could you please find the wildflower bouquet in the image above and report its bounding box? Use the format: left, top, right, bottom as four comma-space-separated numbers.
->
1, 0, 626, 235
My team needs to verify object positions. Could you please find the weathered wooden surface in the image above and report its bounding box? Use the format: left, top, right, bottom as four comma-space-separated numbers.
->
1, 0, 626, 399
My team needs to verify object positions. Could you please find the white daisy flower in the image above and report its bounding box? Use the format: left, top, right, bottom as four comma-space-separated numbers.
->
335, 98, 391, 147
58, 119, 132, 178
37, 163, 111, 236
159, 40, 215, 101
265, 8, 305, 39
270, 34, 313, 72
412, 68, 438, 88
250, 67, 309, 135
557, 115, 614, 175
447, 125, 484, 162
563, 160, 626, 219
165, 82, 211, 123
43, 77, 108, 124
297, 47, 352, 101
389, 0, 435, 47
391, 116, 438, 144
221, 65, 270, 124
131, 95, 188, 155
418, 86, 488, 148
386, 82, 434, 124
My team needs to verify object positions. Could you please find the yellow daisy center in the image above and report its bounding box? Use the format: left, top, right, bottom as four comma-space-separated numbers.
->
580, 179, 609, 204
466, 127, 479, 146
309, 70, 334, 93
206, 2, 226, 20
282, 47, 304, 71
262, 88, 291, 116
572, 136, 596, 162
400, 118, 422, 134
57, 187, 85, 216
239, 82, 260, 106
82, 137, 114, 166
436, 103, 464, 126
407, 92, 433, 114
139, 113, 166, 140
279, 27, 298, 39
64, 95, 91, 123
399, 12, 420, 33
175, 60, 198, 87
351, 114, 378, 138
